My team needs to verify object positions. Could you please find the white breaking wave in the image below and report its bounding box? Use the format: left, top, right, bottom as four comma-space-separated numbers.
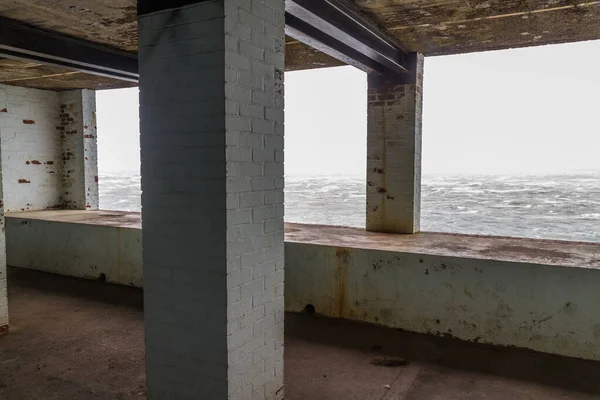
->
99, 171, 600, 243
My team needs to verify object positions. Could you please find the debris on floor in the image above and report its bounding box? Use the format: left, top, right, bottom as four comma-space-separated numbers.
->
371, 358, 410, 367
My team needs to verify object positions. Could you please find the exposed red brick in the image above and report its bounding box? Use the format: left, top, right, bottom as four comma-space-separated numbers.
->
0, 108, 7, 113
31, 160, 41, 165
86, 204, 92, 208
26, 161, 30, 165
94, 176, 99, 183
22, 119, 35, 125
18, 179, 31, 184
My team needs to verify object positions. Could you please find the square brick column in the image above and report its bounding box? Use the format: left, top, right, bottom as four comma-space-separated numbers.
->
138, 1, 285, 399
366, 54, 424, 234
58, 89, 99, 210
0, 162, 6, 335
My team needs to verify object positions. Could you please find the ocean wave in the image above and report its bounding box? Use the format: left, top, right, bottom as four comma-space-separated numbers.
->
99, 171, 600, 243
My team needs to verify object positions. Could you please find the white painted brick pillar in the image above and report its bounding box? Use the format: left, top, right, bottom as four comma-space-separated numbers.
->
0, 155, 6, 335
139, 1, 285, 399
58, 89, 99, 210
366, 54, 424, 234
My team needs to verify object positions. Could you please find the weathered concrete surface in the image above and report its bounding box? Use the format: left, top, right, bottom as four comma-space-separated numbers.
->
2, 0, 599, 57
6, 212, 141, 287
0, 267, 145, 400
0, 59, 137, 91
8, 210, 141, 228
1, 267, 600, 400
6, 212, 600, 361
13, 210, 600, 269
285, 224, 600, 361
353, 0, 600, 56
285, 223, 600, 269
1, 0, 600, 89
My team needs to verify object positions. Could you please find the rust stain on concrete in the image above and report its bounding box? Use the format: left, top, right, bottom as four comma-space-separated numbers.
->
284, 223, 600, 270
333, 248, 350, 318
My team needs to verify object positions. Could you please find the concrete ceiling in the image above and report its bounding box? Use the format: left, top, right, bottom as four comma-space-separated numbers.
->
353, 0, 600, 56
0, 0, 599, 90
0, 59, 137, 90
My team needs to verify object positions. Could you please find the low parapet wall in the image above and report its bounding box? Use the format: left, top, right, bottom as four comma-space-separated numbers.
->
6, 211, 600, 361
6, 211, 142, 287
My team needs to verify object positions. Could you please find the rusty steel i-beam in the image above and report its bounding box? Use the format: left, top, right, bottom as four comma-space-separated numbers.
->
0, 16, 138, 83
285, 0, 412, 76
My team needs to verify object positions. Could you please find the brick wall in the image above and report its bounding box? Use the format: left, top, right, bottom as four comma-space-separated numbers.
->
59, 90, 99, 210
366, 54, 424, 234
0, 84, 98, 212
0, 85, 62, 212
139, 0, 284, 399
0, 167, 5, 333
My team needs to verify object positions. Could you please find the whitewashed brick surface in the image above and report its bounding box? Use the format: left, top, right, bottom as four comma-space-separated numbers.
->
0, 162, 6, 332
366, 55, 424, 234
0, 85, 98, 332
0, 85, 98, 212
0, 84, 62, 212
139, 1, 285, 399
59, 89, 99, 210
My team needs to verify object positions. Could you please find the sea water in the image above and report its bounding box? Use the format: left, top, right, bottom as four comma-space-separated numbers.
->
99, 171, 600, 243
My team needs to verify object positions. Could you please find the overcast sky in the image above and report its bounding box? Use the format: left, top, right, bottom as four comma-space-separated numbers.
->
97, 39, 600, 175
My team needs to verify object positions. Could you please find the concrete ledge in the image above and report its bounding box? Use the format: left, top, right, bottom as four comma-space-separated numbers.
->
285, 228, 600, 361
6, 210, 600, 361
6, 211, 141, 287
7, 210, 141, 228
285, 223, 600, 270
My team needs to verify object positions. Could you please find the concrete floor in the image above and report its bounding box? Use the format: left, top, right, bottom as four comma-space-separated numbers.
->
1, 268, 599, 400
